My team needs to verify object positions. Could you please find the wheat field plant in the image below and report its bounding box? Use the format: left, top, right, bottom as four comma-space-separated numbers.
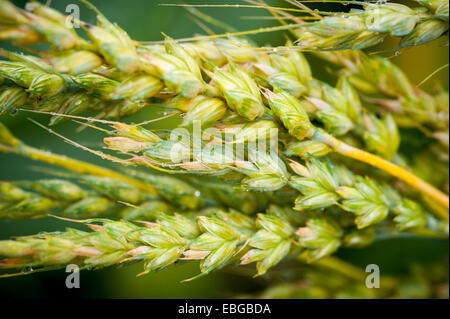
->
0, 0, 448, 300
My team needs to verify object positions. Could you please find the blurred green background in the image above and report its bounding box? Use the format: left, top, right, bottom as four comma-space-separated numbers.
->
0, 0, 448, 298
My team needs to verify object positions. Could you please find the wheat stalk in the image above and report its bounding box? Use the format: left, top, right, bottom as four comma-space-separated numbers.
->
97, 119, 445, 231
0, 204, 381, 278
0, 165, 280, 220
0, 177, 170, 220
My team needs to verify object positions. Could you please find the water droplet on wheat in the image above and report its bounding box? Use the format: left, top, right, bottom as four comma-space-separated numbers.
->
22, 266, 33, 273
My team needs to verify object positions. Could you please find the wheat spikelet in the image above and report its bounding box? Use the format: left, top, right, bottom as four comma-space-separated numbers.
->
294, 1, 449, 50
315, 50, 449, 143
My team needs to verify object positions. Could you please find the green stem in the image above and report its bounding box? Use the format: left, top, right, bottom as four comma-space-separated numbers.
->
302, 256, 399, 289
312, 256, 366, 281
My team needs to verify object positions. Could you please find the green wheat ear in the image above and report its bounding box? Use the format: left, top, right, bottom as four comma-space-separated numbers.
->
0, 0, 448, 297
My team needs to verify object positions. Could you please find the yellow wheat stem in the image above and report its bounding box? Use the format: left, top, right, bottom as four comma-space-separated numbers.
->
0, 123, 157, 195
17, 145, 157, 195
313, 130, 450, 215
